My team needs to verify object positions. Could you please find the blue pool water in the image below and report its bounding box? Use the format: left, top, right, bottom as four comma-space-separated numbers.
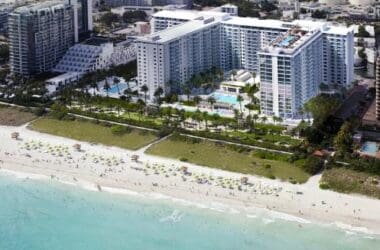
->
361, 141, 379, 156
279, 35, 295, 47
212, 93, 239, 105
108, 83, 129, 94
1, 174, 380, 250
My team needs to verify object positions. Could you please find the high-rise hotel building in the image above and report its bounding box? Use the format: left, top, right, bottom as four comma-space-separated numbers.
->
8, 1, 75, 76
136, 9, 354, 118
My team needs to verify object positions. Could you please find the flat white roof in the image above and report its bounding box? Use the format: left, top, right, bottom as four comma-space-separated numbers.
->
138, 16, 226, 43
46, 72, 80, 82
144, 10, 353, 43
152, 10, 200, 20
222, 17, 287, 30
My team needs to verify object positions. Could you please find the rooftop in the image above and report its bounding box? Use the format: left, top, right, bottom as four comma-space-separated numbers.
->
13, 1, 68, 15
138, 15, 228, 43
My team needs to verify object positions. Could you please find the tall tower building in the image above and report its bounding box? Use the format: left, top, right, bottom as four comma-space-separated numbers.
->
68, 0, 93, 41
8, 1, 75, 76
376, 57, 380, 121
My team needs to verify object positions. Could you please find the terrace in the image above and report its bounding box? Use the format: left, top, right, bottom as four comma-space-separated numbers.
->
270, 27, 307, 50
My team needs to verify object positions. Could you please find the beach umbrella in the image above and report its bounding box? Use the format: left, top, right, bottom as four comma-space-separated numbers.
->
11, 132, 19, 140
73, 144, 81, 152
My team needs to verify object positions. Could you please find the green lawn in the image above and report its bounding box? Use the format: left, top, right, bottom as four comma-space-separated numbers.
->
146, 135, 310, 183
321, 168, 380, 199
29, 118, 158, 150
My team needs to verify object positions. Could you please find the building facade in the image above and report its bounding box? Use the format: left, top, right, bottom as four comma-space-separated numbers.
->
8, 1, 75, 76
377, 57, 380, 121
54, 38, 136, 74
136, 9, 354, 118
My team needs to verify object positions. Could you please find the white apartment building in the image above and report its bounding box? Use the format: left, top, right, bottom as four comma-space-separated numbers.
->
136, 15, 226, 100
136, 9, 354, 118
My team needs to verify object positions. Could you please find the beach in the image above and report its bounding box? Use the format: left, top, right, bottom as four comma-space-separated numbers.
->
1, 124, 380, 236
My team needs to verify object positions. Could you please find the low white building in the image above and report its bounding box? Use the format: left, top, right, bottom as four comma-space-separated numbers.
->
54, 39, 136, 74
45, 72, 82, 94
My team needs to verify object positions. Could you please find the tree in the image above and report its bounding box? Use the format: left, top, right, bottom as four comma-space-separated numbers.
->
140, 84, 149, 103
103, 80, 110, 97
193, 95, 201, 106
260, 116, 268, 124
252, 114, 259, 131
356, 25, 370, 38
0, 44, 9, 62
153, 86, 164, 105
202, 111, 209, 130
207, 96, 216, 110
304, 95, 341, 128
260, 0, 277, 12
100, 12, 120, 27
113, 77, 120, 94
236, 95, 243, 113
122, 10, 147, 23
311, 10, 327, 19
302, 156, 323, 175
333, 122, 353, 153
184, 86, 191, 101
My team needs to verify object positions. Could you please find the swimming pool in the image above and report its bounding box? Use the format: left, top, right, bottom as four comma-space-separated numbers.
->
212, 93, 239, 105
279, 35, 295, 47
360, 141, 379, 156
108, 83, 129, 94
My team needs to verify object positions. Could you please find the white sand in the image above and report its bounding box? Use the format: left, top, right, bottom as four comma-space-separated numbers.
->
1, 124, 380, 235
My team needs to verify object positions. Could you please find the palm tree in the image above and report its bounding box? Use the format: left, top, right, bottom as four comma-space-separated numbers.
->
236, 95, 243, 113
153, 86, 164, 106
104, 80, 110, 97
260, 116, 268, 124
252, 114, 259, 131
193, 95, 201, 106
113, 77, 120, 95
202, 111, 209, 130
233, 109, 240, 130
136, 99, 145, 120
207, 96, 216, 110
140, 84, 149, 103
184, 86, 191, 101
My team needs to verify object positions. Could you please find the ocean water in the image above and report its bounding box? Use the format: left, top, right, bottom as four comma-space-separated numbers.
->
0, 174, 380, 250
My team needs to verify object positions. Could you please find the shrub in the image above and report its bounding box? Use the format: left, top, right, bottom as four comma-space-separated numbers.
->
302, 156, 323, 175
158, 126, 172, 138
268, 174, 276, 179
50, 103, 68, 120
179, 157, 188, 162
111, 125, 131, 135
33, 107, 46, 116
319, 183, 330, 189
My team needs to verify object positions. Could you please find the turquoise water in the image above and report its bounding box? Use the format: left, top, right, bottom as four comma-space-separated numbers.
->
361, 141, 379, 156
212, 93, 239, 105
1, 174, 380, 250
279, 35, 295, 47
108, 83, 129, 94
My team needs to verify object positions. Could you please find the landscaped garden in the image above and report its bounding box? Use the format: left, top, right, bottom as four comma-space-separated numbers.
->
146, 134, 310, 183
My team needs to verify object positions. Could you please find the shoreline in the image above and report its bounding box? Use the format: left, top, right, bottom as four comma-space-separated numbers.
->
1, 124, 380, 236
0, 166, 375, 237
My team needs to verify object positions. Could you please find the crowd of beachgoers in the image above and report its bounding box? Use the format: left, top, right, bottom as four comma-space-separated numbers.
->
1, 125, 380, 235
